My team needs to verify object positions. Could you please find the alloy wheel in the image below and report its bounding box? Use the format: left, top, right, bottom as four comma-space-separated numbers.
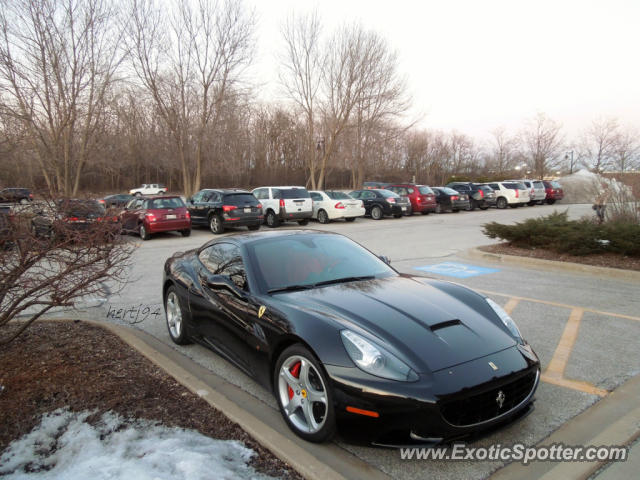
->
166, 291, 182, 339
277, 355, 328, 434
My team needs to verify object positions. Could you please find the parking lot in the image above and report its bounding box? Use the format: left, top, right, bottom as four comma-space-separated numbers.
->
65, 202, 640, 479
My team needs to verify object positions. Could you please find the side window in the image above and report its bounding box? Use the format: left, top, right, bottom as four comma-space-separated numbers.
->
272, 189, 282, 200
363, 191, 375, 199
489, 183, 499, 190
252, 189, 263, 200
310, 192, 323, 201
350, 191, 361, 199
209, 192, 221, 203
407, 188, 414, 194
217, 243, 247, 290
199, 244, 224, 273
387, 187, 397, 194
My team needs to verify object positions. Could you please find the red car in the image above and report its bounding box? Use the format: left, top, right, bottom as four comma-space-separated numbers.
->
386, 184, 437, 215
120, 195, 191, 240
542, 180, 564, 205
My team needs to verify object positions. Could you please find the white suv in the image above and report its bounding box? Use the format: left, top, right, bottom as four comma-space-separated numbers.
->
484, 182, 530, 208
252, 186, 313, 227
129, 184, 167, 196
507, 179, 546, 205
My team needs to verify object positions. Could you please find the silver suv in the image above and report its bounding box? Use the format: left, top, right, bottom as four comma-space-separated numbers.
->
506, 179, 546, 205
252, 186, 313, 227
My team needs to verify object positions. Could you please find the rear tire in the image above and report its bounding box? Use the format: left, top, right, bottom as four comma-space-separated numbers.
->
371, 206, 383, 220
393, 214, 402, 218
139, 223, 150, 240
547, 199, 556, 205
421, 211, 429, 215
181, 229, 191, 237
345, 217, 356, 222
297, 219, 309, 226
164, 286, 191, 345
480, 206, 489, 210
496, 197, 507, 209
317, 210, 330, 224
248, 224, 260, 231
209, 214, 224, 234
509, 204, 518, 208
266, 210, 280, 228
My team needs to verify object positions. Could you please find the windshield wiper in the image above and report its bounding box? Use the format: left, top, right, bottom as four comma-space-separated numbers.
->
268, 284, 315, 294
313, 275, 376, 287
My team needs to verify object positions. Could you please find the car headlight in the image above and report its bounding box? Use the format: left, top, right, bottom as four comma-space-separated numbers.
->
340, 330, 418, 382
486, 298, 522, 340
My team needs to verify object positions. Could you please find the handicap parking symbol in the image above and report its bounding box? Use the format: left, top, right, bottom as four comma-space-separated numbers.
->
413, 262, 500, 278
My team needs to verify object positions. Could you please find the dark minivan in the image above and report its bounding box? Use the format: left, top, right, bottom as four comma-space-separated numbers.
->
188, 189, 263, 234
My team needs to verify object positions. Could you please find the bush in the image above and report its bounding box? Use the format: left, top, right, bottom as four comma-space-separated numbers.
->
482, 211, 640, 257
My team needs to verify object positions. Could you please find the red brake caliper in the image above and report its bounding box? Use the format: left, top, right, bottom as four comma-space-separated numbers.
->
288, 361, 301, 400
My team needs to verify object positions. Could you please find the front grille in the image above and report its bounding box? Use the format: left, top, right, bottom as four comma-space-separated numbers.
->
440, 370, 538, 427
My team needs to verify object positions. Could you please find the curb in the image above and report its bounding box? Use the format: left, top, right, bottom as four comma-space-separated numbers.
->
87, 320, 391, 480
464, 247, 640, 283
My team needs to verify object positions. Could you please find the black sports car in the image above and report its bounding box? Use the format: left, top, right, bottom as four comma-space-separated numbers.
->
163, 230, 540, 445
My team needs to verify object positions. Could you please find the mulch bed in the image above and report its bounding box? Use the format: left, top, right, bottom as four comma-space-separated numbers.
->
0, 321, 301, 479
480, 243, 640, 272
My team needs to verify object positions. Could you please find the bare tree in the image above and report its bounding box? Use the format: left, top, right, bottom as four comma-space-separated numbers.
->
520, 113, 564, 179
488, 127, 519, 176
0, 199, 133, 344
0, 0, 124, 196
279, 11, 323, 189
126, 0, 255, 196
611, 126, 639, 173
579, 116, 620, 173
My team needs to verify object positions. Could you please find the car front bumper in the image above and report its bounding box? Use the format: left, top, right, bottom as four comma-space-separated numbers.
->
325, 344, 540, 445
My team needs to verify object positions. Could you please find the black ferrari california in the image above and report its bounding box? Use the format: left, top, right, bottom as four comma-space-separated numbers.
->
163, 230, 540, 445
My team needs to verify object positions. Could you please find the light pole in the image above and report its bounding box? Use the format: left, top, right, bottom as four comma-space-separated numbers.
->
565, 151, 574, 174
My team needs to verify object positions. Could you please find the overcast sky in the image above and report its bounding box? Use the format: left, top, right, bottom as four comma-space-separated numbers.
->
246, 0, 640, 140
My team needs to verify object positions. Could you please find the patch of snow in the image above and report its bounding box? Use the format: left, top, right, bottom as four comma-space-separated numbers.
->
0, 409, 278, 480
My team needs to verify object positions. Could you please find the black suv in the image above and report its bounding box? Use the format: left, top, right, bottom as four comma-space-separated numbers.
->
187, 189, 263, 234
445, 182, 494, 210
0, 188, 32, 204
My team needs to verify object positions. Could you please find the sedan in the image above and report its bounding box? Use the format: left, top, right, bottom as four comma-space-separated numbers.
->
348, 189, 410, 219
309, 190, 365, 223
431, 187, 471, 213
163, 230, 540, 445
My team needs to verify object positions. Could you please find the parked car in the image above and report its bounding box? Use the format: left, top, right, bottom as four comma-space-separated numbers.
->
483, 182, 529, 209
0, 188, 33, 204
542, 180, 564, 204
362, 181, 390, 189
474, 184, 497, 208
386, 184, 437, 215
162, 230, 540, 444
251, 186, 312, 228
309, 191, 365, 224
128, 184, 167, 196
446, 182, 492, 210
348, 189, 409, 219
98, 194, 134, 208
431, 187, 470, 213
31, 199, 119, 238
121, 195, 190, 240
505, 180, 546, 206
187, 189, 262, 234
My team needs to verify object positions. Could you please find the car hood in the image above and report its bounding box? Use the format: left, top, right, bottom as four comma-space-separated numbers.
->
274, 275, 516, 373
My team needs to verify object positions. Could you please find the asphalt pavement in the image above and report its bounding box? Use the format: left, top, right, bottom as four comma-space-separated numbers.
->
46, 202, 640, 479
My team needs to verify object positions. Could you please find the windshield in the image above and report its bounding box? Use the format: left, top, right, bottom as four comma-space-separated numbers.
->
378, 189, 399, 198
326, 191, 350, 200
278, 188, 310, 199
246, 234, 395, 293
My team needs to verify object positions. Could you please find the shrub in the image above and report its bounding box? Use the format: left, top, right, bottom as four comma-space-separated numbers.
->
482, 211, 640, 257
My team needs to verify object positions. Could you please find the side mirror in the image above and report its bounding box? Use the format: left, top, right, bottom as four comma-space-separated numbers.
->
204, 274, 247, 299
378, 255, 391, 265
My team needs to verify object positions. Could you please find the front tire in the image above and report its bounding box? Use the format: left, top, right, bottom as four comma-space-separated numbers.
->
274, 344, 336, 443
317, 210, 330, 224
209, 214, 224, 234
371, 206, 383, 220
164, 286, 191, 345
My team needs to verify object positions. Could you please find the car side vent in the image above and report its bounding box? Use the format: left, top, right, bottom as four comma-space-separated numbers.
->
430, 319, 462, 331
